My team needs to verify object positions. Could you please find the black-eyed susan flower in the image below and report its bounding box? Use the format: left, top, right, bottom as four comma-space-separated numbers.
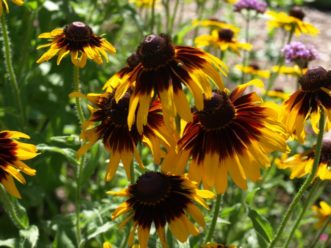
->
0, 0, 23, 16
264, 87, 289, 101
266, 7, 319, 36
37, 21, 116, 68
235, 63, 270, 79
272, 65, 306, 77
77, 90, 175, 181
282, 67, 331, 142
129, 0, 158, 8
193, 19, 240, 34
103, 241, 112, 248
312, 201, 331, 229
104, 34, 227, 133
162, 80, 288, 193
0, 130, 38, 198
109, 172, 214, 248
195, 29, 252, 56
277, 138, 331, 180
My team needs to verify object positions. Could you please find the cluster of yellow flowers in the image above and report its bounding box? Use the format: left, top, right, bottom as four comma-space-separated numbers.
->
1, 1, 330, 247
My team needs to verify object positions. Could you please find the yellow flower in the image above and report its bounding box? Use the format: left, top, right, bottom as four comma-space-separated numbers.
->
272, 65, 306, 76
224, 0, 238, 4
264, 88, 290, 101
109, 172, 214, 248
0, 130, 38, 198
103, 241, 112, 248
312, 201, 331, 229
129, 0, 158, 8
77, 90, 175, 181
0, 0, 23, 16
162, 80, 288, 193
193, 19, 240, 34
235, 63, 270, 79
266, 7, 319, 36
37, 21, 116, 68
203, 243, 237, 248
195, 29, 252, 55
104, 34, 227, 134
282, 67, 331, 142
277, 138, 331, 180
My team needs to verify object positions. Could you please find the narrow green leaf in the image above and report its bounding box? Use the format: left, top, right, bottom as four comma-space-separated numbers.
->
37, 144, 79, 166
248, 207, 273, 243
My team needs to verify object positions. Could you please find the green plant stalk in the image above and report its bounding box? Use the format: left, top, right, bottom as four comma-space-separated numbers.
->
73, 66, 85, 125
310, 215, 331, 248
241, 10, 251, 85
162, 0, 170, 33
1, 13, 25, 125
268, 110, 326, 248
169, 0, 180, 33
204, 194, 223, 243
72, 65, 86, 247
284, 180, 323, 248
150, 0, 156, 33
264, 25, 295, 98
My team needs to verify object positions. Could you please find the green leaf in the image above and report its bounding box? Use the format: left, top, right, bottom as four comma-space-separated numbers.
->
36, 144, 79, 166
0, 186, 29, 230
0, 239, 16, 248
248, 207, 273, 244
19, 225, 39, 248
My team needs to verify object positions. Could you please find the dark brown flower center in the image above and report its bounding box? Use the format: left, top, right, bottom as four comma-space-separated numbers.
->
249, 63, 260, 70
0, 132, 17, 166
289, 7, 305, 20
137, 34, 175, 69
98, 92, 131, 126
298, 67, 331, 91
64, 21, 93, 42
126, 53, 140, 69
197, 92, 236, 130
218, 29, 234, 42
131, 172, 170, 204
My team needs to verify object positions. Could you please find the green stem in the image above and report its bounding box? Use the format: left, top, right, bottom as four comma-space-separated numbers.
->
1, 13, 25, 125
264, 25, 295, 99
241, 10, 251, 85
150, 0, 156, 33
284, 180, 323, 248
169, 0, 179, 33
162, 0, 170, 33
310, 215, 331, 248
73, 66, 85, 125
72, 66, 86, 247
268, 110, 326, 248
204, 194, 223, 243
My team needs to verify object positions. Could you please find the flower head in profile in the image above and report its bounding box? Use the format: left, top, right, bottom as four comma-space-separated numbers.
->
104, 34, 227, 133
195, 29, 252, 56
37, 21, 116, 68
282, 41, 319, 68
272, 65, 306, 77
162, 80, 288, 193
312, 201, 331, 229
0, 131, 38, 198
193, 18, 240, 34
129, 0, 158, 8
78, 90, 175, 181
277, 138, 331, 180
282, 67, 331, 142
0, 0, 23, 16
109, 172, 214, 248
266, 7, 319, 36
235, 63, 270, 79
234, 0, 267, 14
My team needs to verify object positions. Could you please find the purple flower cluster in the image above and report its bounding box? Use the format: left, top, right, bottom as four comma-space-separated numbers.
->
234, 0, 268, 14
282, 41, 319, 65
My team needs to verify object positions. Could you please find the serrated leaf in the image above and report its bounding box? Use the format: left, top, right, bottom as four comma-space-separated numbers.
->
19, 225, 39, 248
248, 207, 273, 244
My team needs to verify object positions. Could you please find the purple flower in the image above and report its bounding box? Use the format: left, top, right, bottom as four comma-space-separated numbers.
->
234, 0, 268, 14
282, 41, 319, 66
